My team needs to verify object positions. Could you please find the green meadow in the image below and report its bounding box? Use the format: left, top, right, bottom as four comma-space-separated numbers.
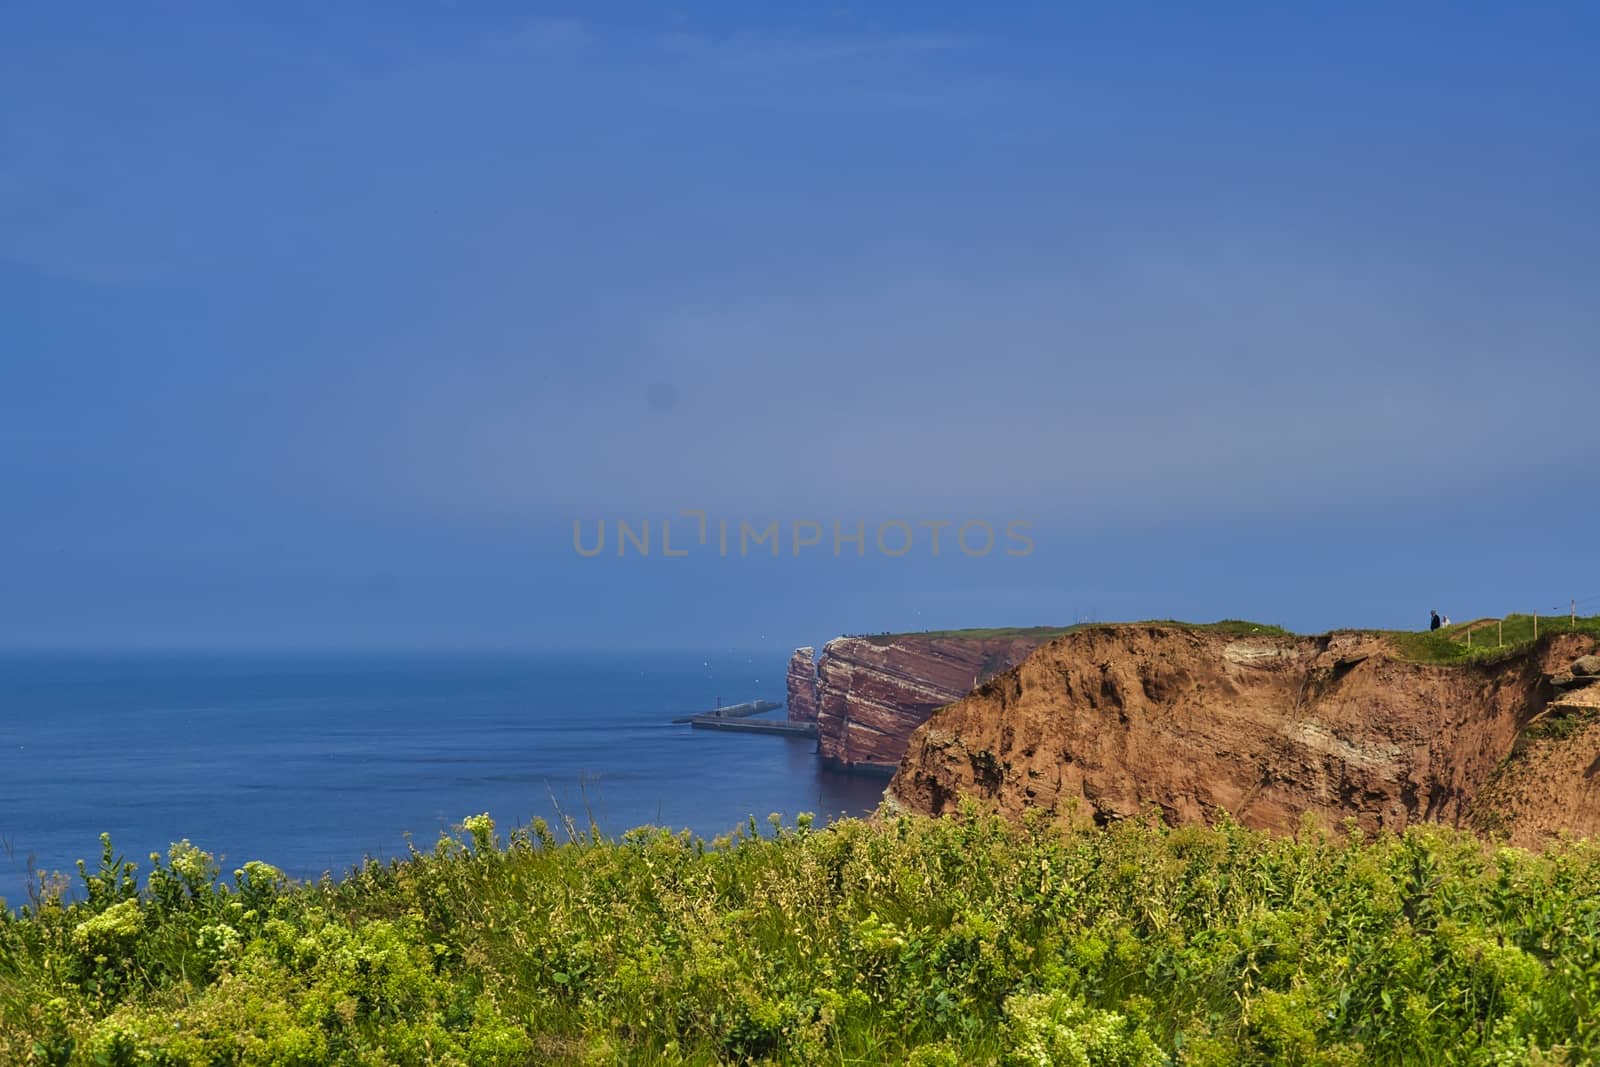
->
5, 810, 1599, 1065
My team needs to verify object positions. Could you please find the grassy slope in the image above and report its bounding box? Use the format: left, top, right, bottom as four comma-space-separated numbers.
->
858, 625, 1079, 646
867, 616, 1599, 666
5, 814, 1600, 1065
1375, 614, 1600, 666
860, 620, 1290, 646
1130, 619, 1293, 637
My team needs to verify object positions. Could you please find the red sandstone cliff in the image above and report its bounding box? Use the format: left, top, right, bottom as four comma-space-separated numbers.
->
788, 630, 1064, 772
886, 625, 1600, 847
786, 647, 819, 723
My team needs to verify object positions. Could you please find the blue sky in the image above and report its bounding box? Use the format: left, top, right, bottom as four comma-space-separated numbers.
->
2, 3, 1596, 650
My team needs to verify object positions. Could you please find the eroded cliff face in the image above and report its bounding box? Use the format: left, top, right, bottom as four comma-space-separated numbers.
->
1470, 667, 1600, 845
886, 625, 1600, 847
786, 648, 819, 723
789, 633, 1060, 772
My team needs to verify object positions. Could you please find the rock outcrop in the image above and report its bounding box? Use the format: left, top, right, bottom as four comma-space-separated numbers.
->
1470, 671, 1600, 844
786, 648, 819, 723
789, 631, 1063, 773
886, 624, 1600, 848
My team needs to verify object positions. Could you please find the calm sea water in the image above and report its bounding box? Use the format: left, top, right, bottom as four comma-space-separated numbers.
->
0, 650, 885, 905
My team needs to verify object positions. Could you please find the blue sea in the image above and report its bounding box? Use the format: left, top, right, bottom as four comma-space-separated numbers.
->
0, 650, 885, 905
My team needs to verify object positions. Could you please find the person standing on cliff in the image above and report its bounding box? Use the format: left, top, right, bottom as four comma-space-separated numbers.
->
1430, 610, 1441, 631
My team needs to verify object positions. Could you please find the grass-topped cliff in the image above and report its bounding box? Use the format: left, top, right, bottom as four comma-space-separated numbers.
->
876, 614, 1599, 665
6, 813, 1600, 1065
1380, 613, 1600, 665
858, 625, 1076, 646
1174, 613, 1600, 666
858, 620, 1291, 647
888, 620, 1600, 847
810, 617, 1597, 777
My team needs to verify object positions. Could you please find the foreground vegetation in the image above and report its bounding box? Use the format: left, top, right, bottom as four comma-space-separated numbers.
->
5, 812, 1600, 1065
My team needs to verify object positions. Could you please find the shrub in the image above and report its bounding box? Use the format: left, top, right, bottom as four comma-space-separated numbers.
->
5, 815, 1600, 1064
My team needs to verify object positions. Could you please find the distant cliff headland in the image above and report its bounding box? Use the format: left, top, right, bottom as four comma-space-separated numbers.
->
786, 627, 1068, 773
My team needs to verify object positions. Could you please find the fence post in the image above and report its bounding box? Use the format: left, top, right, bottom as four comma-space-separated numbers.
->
1533, 613, 1538, 640
1498, 619, 1503, 646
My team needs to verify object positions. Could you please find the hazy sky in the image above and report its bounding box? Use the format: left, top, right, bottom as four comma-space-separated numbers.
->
3, 3, 1596, 650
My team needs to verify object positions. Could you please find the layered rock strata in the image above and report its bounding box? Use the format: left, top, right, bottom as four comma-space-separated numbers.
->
886, 625, 1600, 847
786, 647, 819, 723
788, 632, 1061, 772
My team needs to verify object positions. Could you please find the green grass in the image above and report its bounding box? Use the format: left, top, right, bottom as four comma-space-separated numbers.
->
1132, 619, 1293, 637
1378, 614, 1600, 666
861, 621, 1290, 646
1521, 705, 1598, 745
7, 812, 1600, 1065
863, 616, 1599, 664
860, 625, 1079, 645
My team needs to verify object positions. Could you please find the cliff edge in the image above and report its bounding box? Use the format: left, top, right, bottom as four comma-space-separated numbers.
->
885, 623, 1600, 847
